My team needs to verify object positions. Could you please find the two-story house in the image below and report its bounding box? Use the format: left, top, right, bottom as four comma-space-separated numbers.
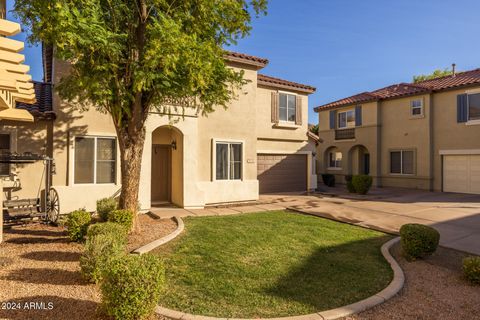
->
1, 50, 318, 213
315, 68, 480, 195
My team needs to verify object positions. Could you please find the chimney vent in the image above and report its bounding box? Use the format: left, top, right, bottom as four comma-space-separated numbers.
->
452, 63, 456, 77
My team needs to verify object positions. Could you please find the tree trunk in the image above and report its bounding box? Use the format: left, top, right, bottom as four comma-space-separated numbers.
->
117, 126, 146, 232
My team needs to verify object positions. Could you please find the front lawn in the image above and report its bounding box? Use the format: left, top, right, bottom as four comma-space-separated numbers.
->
154, 211, 393, 318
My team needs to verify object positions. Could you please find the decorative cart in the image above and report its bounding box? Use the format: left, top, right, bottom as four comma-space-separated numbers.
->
1, 152, 59, 224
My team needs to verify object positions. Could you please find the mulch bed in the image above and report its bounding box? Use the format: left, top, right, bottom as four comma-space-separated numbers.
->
0, 214, 176, 320
344, 244, 480, 320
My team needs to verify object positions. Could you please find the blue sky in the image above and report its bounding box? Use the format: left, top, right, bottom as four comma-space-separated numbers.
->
9, 0, 480, 123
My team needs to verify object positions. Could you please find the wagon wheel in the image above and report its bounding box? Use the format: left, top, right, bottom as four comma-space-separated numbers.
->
46, 188, 60, 223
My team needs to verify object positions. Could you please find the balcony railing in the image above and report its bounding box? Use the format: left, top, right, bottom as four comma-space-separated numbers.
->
335, 128, 355, 140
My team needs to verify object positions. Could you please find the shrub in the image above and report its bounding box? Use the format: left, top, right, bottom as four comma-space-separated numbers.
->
321, 174, 335, 187
80, 230, 127, 283
65, 209, 91, 242
463, 256, 480, 285
101, 254, 165, 320
400, 224, 440, 260
345, 175, 356, 193
86, 222, 128, 243
108, 209, 134, 231
351, 174, 373, 195
96, 197, 118, 221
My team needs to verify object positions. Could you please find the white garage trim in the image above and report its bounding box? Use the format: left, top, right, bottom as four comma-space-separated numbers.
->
439, 149, 480, 155
257, 150, 312, 155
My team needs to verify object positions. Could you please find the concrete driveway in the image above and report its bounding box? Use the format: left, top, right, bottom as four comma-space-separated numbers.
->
260, 188, 480, 255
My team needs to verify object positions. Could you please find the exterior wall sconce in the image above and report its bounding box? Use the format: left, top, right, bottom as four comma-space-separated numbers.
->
171, 139, 177, 150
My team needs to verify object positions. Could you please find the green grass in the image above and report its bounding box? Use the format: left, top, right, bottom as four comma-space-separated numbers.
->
154, 211, 393, 318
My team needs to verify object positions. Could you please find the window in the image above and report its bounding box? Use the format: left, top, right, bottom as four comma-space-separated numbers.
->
468, 93, 480, 121
216, 142, 242, 180
411, 99, 423, 116
338, 110, 355, 128
0, 134, 10, 176
390, 150, 414, 174
279, 93, 296, 122
328, 151, 342, 168
74, 136, 116, 184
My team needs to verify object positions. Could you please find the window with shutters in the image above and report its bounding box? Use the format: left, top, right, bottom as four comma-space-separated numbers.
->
390, 150, 414, 175
468, 93, 480, 121
74, 136, 117, 184
0, 133, 10, 176
279, 93, 296, 122
338, 109, 355, 129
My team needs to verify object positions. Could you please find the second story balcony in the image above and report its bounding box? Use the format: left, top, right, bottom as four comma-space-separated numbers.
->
335, 128, 355, 140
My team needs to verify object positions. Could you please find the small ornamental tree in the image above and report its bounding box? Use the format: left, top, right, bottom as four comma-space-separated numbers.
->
15, 0, 268, 230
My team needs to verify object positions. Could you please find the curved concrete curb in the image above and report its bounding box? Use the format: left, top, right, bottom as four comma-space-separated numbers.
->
155, 237, 404, 320
133, 216, 184, 255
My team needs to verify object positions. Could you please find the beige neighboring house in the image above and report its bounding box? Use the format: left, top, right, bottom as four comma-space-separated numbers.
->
315, 68, 480, 195
1, 50, 318, 213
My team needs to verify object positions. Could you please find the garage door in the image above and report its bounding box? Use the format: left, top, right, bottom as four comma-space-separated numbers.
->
443, 155, 480, 194
257, 154, 307, 194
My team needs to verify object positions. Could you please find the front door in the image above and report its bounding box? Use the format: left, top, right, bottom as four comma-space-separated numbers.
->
363, 153, 370, 175
151, 144, 171, 203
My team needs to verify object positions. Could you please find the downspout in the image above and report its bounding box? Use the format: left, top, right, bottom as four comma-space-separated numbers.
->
429, 92, 434, 191
376, 100, 382, 187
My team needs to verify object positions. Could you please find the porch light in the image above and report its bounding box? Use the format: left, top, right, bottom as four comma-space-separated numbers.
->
171, 139, 177, 150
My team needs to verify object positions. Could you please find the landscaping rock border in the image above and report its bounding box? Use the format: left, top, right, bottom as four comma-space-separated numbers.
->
132, 216, 184, 254
153, 216, 404, 320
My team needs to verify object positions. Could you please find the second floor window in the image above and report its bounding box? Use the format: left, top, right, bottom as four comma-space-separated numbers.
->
279, 93, 296, 122
338, 110, 355, 129
468, 93, 480, 121
74, 136, 116, 184
411, 99, 423, 116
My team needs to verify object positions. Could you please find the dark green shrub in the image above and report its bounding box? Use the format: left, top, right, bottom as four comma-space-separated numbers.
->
345, 175, 356, 193
400, 224, 440, 260
101, 254, 165, 320
108, 209, 134, 231
80, 231, 127, 283
96, 197, 118, 221
65, 209, 91, 242
463, 256, 480, 285
321, 174, 335, 187
351, 174, 373, 195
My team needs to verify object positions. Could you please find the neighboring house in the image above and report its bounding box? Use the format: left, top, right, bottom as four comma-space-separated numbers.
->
315, 68, 480, 195
1, 50, 317, 213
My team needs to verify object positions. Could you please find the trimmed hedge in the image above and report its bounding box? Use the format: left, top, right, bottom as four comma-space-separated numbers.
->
108, 209, 134, 231
400, 223, 440, 260
321, 174, 335, 187
66, 210, 91, 242
101, 254, 165, 320
463, 256, 480, 285
345, 175, 356, 193
351, 174, 373, 195
96, 197, 118, 221
86, 222, 128, 240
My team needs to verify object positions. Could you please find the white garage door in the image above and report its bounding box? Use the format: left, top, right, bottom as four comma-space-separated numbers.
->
443, 155, 480, 194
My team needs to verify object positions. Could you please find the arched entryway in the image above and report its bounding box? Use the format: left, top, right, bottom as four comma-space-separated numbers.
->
151, 126, 184, 206
348, 145, 370, 175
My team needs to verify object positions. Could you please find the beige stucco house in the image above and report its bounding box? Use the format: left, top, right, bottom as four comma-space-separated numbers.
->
1, 50, 318, 213
315, 68, 480, 195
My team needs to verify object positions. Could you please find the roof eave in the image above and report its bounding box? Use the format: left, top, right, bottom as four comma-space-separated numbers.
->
257, 80, 316, 94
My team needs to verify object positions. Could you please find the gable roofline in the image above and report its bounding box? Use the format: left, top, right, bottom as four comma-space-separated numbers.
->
225, 51, 269, 69
314, 67, 480, 112
257, 74, 316, 94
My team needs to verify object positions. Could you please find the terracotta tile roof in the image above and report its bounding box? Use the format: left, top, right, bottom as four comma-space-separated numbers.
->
16, 81, 55, 120
315, 68, 480, 112
225, 51, 269, 68
258, 74, 316, 94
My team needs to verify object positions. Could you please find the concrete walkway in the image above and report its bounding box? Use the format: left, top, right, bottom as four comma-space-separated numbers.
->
150, 188, 480, 256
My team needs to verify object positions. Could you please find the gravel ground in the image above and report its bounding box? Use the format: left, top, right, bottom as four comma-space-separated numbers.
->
0, 215, 177, 320
344, 244, 480, 320
127, 214, 177, 252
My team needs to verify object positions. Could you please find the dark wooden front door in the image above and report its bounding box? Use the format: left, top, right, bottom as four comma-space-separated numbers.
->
151, 144, 171, 202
